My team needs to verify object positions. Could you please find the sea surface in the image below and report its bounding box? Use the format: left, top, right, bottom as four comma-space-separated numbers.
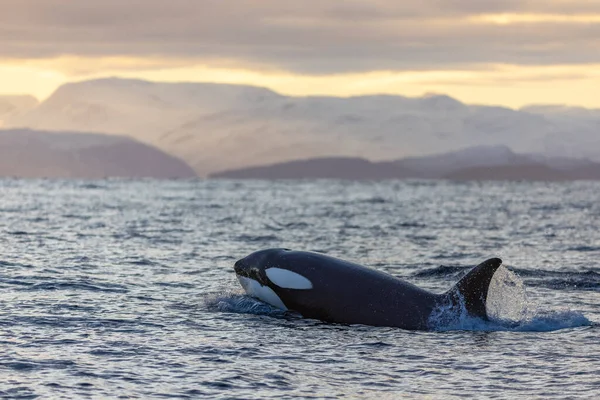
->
0, 179, 598, 399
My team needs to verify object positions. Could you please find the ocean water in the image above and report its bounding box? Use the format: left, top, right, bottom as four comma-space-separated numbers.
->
0, 179, 598, 399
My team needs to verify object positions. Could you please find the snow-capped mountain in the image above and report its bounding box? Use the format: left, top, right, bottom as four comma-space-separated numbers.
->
6, 78, 600, 176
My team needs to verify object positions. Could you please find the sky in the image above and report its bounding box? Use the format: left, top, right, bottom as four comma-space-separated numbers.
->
2, 0, 600, 108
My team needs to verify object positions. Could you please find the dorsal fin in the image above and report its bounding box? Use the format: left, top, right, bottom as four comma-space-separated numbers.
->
445, 258, 503, 320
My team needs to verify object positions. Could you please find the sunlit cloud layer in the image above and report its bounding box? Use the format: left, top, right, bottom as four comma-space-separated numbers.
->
1, 0, 600, 107
3, 0, 600, 71
472, 13, 600, 24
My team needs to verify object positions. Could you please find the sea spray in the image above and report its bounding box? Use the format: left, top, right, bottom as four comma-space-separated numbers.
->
427, 265, 591, 331
206, 292, 290, 317
487, 265, 531, 323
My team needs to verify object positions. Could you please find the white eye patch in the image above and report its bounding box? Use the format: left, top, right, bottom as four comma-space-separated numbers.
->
265, 268, 313, 290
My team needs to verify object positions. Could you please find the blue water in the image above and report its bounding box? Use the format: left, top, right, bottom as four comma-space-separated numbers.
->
0, 179, 598, 398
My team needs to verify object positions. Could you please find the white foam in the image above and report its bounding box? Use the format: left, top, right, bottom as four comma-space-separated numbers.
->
428, 266, 591, 332
265, 268, 313, 290
236, 275, 288, 310
487, 265, 531, 323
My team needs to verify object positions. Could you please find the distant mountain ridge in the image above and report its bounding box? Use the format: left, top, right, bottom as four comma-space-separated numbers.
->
209, 157, 416, 180
5, 78, 600, 176
0, 129, 196, 179
210, 146, 600, 181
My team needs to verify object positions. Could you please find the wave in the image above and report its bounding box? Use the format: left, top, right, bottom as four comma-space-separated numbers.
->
412, 265, 468, 279
212, 295, 591, 333
235, 234, 280, 243
413, 264, 600, 291
511, 268, 600, 290
565, 245, 600, 252
359, 196, 388, 204
22, 280, 128, 293
429, 304, 591, 333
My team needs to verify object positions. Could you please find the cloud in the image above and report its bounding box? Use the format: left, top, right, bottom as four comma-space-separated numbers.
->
2, 0, 600, 74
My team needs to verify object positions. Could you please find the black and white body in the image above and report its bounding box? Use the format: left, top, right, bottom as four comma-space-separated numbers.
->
234, 248, 503, 330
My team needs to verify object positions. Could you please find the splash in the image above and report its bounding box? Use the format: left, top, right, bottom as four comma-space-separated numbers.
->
510, 309, 592, 332
428, 266, 591, 332
206, 292, 289, 317
487, 265, 531, 323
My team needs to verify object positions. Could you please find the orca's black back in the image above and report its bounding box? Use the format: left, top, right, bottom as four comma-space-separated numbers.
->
268, 251, 439, 330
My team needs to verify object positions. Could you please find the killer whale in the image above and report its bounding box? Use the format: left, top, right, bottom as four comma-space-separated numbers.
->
234, 248, 503, 330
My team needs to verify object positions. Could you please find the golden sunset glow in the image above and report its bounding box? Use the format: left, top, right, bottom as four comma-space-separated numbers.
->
0, 63, 66, 100
2, 56, 600, 109
471, 13, 600, 25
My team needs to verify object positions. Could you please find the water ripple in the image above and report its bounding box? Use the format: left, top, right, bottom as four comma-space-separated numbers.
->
0, 179, 598, 398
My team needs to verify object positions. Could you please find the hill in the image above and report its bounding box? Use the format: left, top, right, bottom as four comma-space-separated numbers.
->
0, 129, 196, 179
211, 157, 415, 179
210, 146, 600, 181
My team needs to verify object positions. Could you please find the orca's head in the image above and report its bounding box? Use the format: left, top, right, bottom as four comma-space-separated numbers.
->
234, 248, 313, 310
